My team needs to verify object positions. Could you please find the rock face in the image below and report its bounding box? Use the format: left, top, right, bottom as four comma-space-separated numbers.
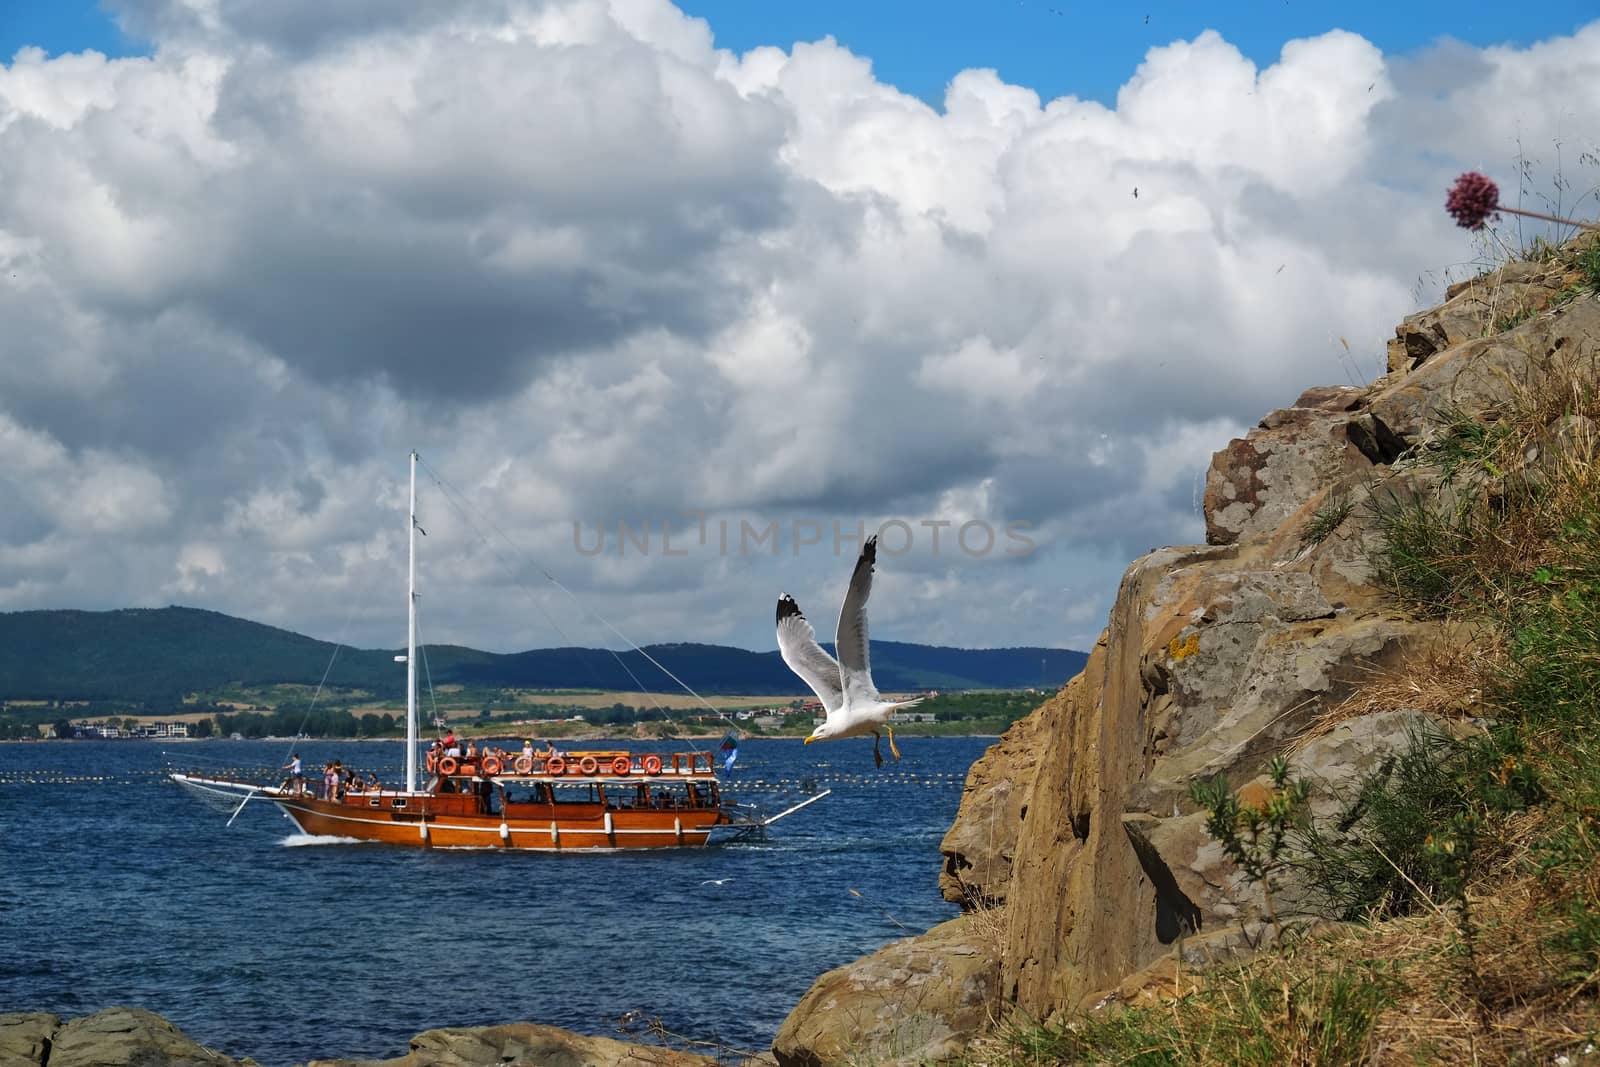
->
0, 1013, 62, 1067
905, 247, 1600, 1028
937, 710, 1049, 907
771, 915, 1001, 1067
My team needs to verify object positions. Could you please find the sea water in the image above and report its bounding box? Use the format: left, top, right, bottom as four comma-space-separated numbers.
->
0, 736, 983, 1065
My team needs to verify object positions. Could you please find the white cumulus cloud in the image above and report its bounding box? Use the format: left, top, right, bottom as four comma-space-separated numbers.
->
0, 1, 1596, 656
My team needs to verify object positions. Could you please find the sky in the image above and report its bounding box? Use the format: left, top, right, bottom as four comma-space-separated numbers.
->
0, 1, 1598, 659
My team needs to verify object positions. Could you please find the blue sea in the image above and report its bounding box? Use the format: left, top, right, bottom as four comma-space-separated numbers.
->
0, 736, 984, 1065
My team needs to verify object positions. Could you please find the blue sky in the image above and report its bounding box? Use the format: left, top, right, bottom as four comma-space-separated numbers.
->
4, 0, 1598, 105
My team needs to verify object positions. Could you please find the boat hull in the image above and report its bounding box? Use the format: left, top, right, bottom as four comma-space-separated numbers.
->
272, 793, 726, 850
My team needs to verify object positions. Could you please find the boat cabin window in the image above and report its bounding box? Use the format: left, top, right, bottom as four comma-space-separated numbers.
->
497, 779, 718, 810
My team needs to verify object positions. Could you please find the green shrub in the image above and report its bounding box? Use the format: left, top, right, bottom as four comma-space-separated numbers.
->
1491, 305, 1535, 333
1303, 493, 1353, 546
1295, 725, 1539, 922
1578, 243, 1600, 291
1366, 489, 1475, 613
1190, 756, 1309, 937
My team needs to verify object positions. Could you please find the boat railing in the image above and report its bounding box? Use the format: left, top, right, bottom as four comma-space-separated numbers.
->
425, 749, 718, 779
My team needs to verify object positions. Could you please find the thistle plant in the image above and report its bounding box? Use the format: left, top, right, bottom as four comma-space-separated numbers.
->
1447, 171, 1599, 233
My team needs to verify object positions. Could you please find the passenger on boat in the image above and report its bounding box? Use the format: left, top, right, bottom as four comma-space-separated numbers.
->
443, 730, 460, 758
366, 772, 380, 791
465, 740, 478, 760
521, 739, 534, 761
281, 753, 303, 794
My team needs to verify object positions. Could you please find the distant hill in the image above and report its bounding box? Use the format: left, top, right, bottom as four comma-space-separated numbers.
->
0, 607, 1088, 704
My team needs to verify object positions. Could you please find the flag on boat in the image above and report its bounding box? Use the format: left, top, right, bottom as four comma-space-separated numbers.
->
719, 730, 738, 771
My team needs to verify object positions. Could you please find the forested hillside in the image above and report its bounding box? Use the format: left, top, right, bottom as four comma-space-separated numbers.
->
0, 606, 1087, 703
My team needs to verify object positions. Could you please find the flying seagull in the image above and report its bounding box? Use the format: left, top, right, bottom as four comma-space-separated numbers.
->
777, 536, 923, 767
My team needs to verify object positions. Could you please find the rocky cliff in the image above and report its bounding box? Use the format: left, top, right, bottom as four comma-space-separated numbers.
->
775, 242, 1600, 1063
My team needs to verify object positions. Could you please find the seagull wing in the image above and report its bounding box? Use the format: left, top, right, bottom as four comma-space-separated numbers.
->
776, 595, 844, 716
835, 535, 879, 706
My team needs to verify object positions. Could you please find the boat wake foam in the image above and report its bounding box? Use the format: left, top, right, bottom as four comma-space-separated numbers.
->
279, 833, 370, 847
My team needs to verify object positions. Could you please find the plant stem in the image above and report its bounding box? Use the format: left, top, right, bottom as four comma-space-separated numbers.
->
1500, 205, 1600, 232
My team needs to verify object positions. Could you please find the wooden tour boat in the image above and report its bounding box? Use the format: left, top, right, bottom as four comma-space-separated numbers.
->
172, 452, 826, 850
175, 746, 735, 850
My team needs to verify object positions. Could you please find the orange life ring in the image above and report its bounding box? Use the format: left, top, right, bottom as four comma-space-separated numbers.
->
514, 755, 534, 774
578, 755, 599, 775
438, 756, 459, 776
642, 755, 663, 775
611, 756, 631, 776
481, 756, 502, 776
545, 756, 566, 776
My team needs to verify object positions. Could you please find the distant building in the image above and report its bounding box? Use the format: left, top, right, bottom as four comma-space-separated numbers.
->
810, 711, 935, 725
76, 720, 190, 739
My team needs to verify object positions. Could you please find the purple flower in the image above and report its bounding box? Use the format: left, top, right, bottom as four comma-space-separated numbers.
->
1446, 172, 1501, 230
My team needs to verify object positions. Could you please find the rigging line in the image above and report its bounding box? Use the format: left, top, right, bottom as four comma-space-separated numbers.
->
415, 611, 444, 738
412, 465, 643, 703
417, 459, 731, 748
418, 459, 734, 728
279, 602, 360, 768
412, 477, 671, 748
422, 465, 728, 758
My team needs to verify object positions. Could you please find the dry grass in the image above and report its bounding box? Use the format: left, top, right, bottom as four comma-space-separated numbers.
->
1296, 628, 1503, 748
961, 895, 1010, 948
963, 850, 1600, 1066
1357, 854, 1600, 1064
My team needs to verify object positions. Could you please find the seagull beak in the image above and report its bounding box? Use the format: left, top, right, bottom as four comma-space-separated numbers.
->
803, 734, 816, 745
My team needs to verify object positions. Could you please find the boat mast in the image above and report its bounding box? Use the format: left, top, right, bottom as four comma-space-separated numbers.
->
405, 450, 419, 793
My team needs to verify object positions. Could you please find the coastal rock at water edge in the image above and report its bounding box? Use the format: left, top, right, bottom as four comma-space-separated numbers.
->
771, 914, 1000, 1067
307, 1023, 718, 1067
0, 1007, 257, 1067
0, 1009, 714, 1067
